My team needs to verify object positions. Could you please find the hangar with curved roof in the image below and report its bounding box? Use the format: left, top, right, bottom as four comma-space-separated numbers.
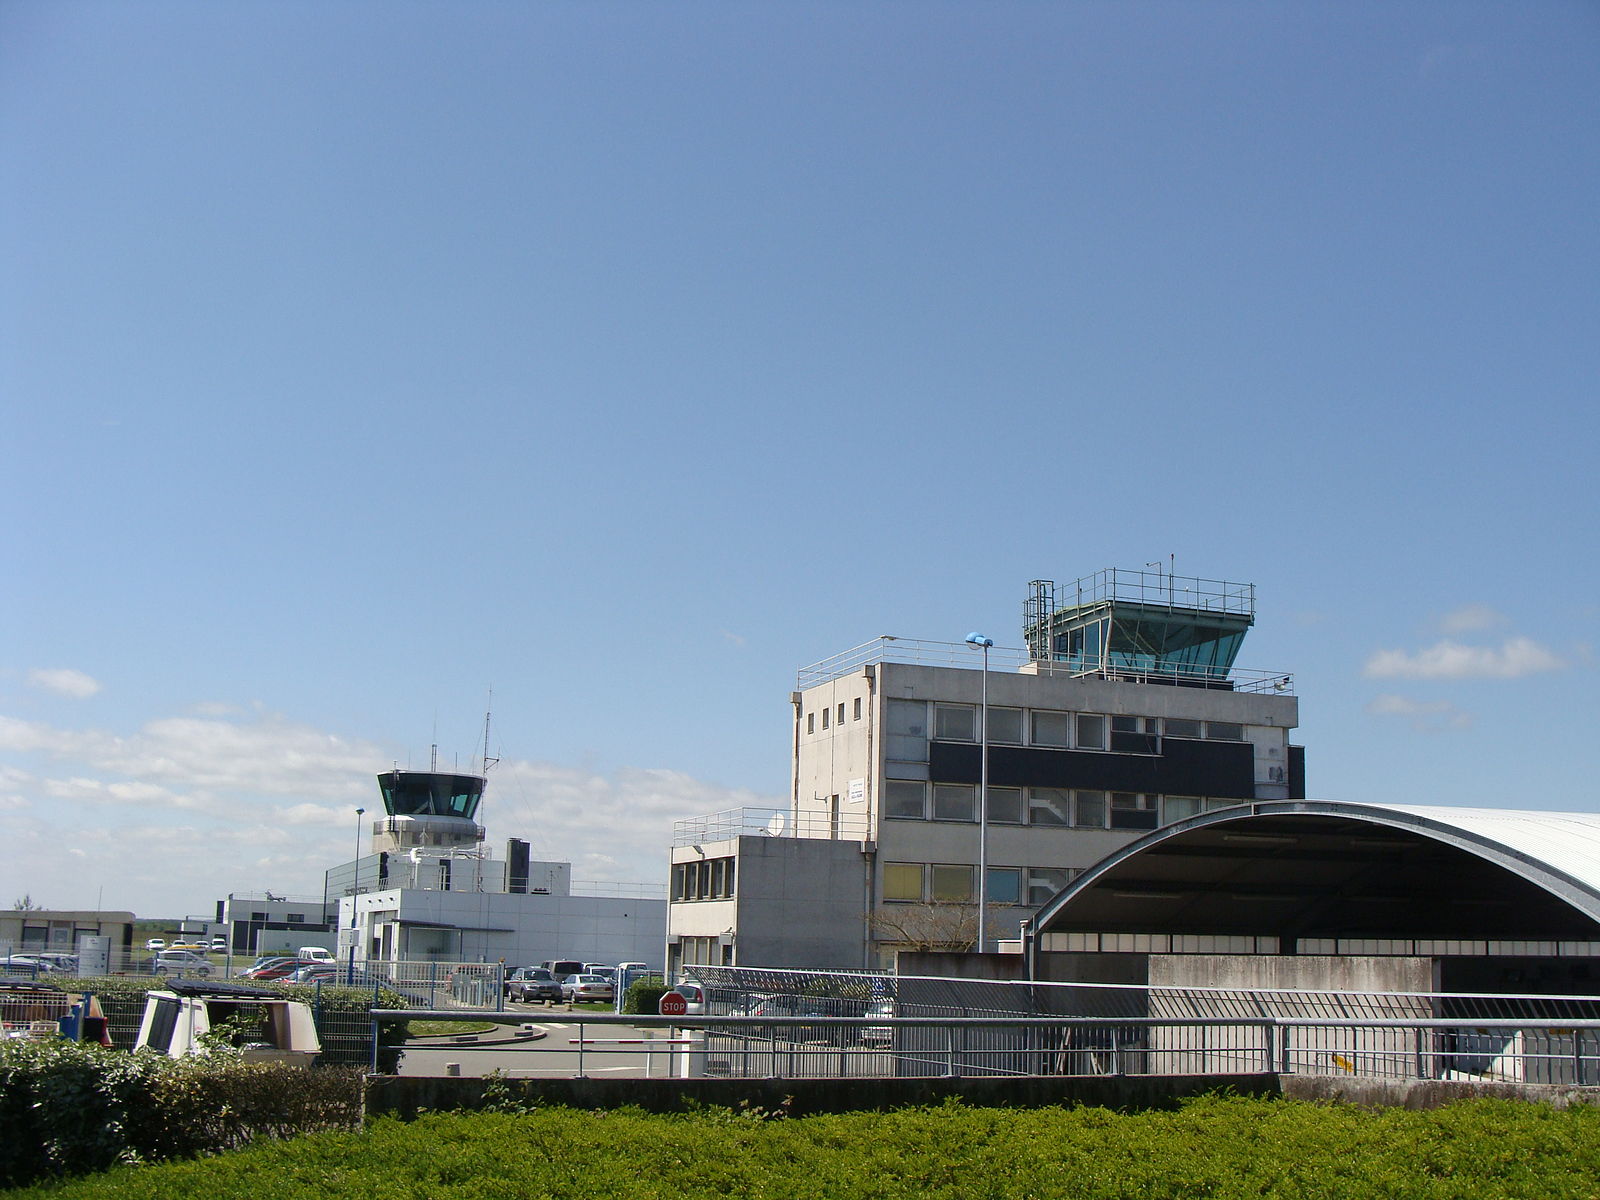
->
1024, 801, 1600, 994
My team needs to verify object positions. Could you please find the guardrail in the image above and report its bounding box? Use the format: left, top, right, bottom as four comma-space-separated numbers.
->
371, 1009, 1600, 1085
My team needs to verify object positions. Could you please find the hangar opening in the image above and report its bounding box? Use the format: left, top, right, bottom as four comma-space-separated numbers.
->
1025, 801, 1600, 997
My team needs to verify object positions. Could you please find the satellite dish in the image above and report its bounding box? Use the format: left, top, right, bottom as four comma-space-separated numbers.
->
766, 814, 786, 836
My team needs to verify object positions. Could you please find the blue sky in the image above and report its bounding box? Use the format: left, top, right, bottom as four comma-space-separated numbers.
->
4, 2, 1596, 919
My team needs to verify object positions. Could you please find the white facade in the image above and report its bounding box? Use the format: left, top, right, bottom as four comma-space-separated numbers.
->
340, 884, 664, 969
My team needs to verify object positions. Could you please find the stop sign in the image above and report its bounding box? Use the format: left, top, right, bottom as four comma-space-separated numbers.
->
658, 991, 688, 1016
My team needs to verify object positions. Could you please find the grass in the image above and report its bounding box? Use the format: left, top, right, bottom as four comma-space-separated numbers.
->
5, 1095, 1600, 1199
404, 1020, 501, 1038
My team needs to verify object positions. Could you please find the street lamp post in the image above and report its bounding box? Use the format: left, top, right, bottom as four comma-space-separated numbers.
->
965, 633, 994, 954
350, 807, 365, 980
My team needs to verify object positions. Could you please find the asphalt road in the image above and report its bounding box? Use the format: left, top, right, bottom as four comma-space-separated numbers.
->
398, 1016, 683, 1078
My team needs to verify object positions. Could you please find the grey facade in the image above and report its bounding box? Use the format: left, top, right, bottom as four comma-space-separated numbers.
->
668, 569, 1303, 972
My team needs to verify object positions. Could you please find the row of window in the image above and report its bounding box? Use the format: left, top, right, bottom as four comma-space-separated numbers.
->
804, 697, 864, 734
885, 782, 1239, 830
883, 862, 1082, 907
672, 856, 737, 902
882, 698, 1245, 755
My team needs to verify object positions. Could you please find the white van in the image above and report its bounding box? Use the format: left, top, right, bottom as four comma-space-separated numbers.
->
298, 946, 335, 963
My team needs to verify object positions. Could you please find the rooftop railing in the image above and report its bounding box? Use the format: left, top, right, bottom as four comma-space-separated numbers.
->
672, 807, 872, 848
796, 636, 1293, 696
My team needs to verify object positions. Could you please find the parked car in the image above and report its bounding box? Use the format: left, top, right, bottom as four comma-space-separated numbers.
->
236, 957, 312, 981
282, 964, 341, 985
748, 993, 852, 1045
210, 936, 228, 952
561, 973, 616, 1003
665, 982, 706, 1015
506, 967, 563, 1004
141, 950, 213, 977
144, 938, 167, 952
0, 954, 58, 976
541, 959, 584, 979
860, 997, 895, 1048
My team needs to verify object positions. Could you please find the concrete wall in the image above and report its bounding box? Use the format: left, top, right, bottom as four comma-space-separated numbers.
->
364, 1071, 1600, 1119
1149, 954, 1435, 994
725, 835, 869, 968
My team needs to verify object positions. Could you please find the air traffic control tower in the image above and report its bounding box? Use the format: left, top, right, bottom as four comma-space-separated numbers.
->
370, 769, 487, 854
1022, 568, 1263, 688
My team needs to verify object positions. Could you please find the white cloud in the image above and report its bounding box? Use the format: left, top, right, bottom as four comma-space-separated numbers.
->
0, 705, 774, 915
1363, 637, 1566, 680
27, 668, 102, 699
1366, 694, 1473, 732
1437, 605, 1506, 635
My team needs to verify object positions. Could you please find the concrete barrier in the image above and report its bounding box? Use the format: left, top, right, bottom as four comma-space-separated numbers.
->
365, 1071, 1600, 1119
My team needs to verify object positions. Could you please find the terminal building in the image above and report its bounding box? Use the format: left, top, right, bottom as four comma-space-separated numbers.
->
667, 568, 1304, 974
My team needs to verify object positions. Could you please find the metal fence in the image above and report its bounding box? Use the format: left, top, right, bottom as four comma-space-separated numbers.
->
372, 1008, 1600, 1085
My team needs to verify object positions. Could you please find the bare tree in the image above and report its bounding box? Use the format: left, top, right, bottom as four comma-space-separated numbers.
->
867, 902, 980, 953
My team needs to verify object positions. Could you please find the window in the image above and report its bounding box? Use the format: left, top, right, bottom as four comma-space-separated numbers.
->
1111, 715, 1159, 754
1027, 787, 1071, 826
930, 864, 975, 902
1164, 717, 1202, 739
853, 698, 862, 721
806, 712, 815, 734
821, 707, 829, 730
886, 699, 929, 762
1028, 867, 1077, 906
286, 913, 305, 923
1076, 713, 1106, 750
935, 704, 976, 741
987, 786, 1024, 824
987, 707, 1023, 744
1207, 721, 1243, 741
1111, 792, 1159, 830
1031, 710, 1070, 747
883, 863, 923, 902
987, 867, 1023, 906
932, 783, 976, 821
672, 856, 737, 901
885, 780, 927, 819
1074, 790, 1107, 828
1164, 795, 1203, 822
838, 702, 846, 724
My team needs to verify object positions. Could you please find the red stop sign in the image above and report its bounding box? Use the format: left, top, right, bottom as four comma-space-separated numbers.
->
658, 991, 688, 1016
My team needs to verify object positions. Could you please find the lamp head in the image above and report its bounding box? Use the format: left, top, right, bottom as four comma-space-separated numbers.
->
965, 632, 994, 648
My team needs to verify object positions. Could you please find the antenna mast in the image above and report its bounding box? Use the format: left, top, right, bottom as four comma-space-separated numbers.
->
481, 689, 499, 774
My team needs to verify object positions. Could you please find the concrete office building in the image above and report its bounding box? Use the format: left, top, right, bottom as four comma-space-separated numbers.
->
667, 568, 1304, 974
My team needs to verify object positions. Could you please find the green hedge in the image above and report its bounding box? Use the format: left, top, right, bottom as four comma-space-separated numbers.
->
8, 1096, 1600, 1199
621, 975, 668, 1014
0, 1038, 362, 1189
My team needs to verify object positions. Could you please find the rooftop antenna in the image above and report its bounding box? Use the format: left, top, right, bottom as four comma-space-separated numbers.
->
480, 689, 499, 775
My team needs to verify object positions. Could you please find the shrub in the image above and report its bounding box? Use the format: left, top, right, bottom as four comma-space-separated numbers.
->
0, 1036, 362, 1188
622, 976, 668, 1015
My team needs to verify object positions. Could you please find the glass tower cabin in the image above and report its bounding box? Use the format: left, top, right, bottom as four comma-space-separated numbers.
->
1023, 568, 1256, 687
370, 770, 486, 853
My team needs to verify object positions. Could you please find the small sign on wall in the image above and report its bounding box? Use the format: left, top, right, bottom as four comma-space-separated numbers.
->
848, 778, 866, 804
